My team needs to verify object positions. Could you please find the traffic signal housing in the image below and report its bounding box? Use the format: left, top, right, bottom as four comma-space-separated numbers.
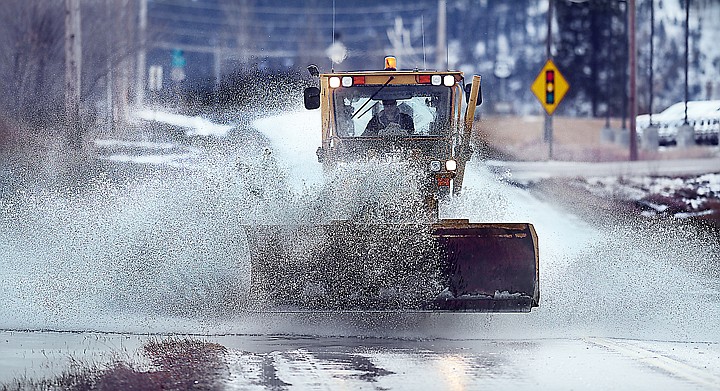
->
545, 70, 555, 104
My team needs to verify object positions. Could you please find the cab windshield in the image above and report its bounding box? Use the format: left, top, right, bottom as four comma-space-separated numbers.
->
332, 84, 452, 138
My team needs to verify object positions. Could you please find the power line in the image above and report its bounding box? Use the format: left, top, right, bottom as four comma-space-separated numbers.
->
149, 11, 435, 30
150, 40, 434, 59
148, 24, 434, 50
151, 0, 435, 15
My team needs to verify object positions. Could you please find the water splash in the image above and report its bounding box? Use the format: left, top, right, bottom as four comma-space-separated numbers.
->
1, 111, 718, 343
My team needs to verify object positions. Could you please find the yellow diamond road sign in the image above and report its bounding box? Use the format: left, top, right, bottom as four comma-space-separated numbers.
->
531, 59, 569, 115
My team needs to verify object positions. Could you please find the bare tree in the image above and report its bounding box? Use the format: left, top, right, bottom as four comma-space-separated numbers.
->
0, 0, 64, 124
0, 0, 143, 135
79, 0, 145, 132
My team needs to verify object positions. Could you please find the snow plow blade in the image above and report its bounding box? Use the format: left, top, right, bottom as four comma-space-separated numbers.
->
244, 219, 539, 313
428, 220, 539, 312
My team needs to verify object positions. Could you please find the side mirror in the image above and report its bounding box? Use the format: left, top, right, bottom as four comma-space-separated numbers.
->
464, 83, 482, 106
304, 87, 321, 110
307, 64, 320, 77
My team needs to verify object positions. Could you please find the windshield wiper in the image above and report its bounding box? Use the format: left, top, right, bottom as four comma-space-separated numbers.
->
356, 101, 379, 120
351, 76, 394, 119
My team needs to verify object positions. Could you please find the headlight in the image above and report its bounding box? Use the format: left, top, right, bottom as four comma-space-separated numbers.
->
341, 76, 353, 87
329, 76, 341, 88
431, 75, 442, 86
430, 160, 442, 172
445, 159, 457, 171
443, 75, 455, 87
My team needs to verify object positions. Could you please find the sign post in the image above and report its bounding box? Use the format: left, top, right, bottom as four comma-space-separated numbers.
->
171, 49, 186, 108
531, 59, 569, 159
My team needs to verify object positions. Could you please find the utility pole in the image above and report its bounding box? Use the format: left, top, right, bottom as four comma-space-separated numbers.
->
545, 0, 554, 160
64, 0, 82, 149
136, 0, 147, 108
684, 0, 690, 125
436, 0, 446, 70
605, 7, 613, 129
628, 0, 638, 161
105, 0, 114, 133
114, 0, 132, 126
621, 0, 628, 130
649, 0, 654, 126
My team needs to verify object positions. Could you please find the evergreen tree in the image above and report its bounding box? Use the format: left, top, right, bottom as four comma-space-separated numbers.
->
555, 0, 624, 116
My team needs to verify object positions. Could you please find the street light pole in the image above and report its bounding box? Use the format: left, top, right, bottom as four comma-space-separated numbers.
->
436, 0, 447, 70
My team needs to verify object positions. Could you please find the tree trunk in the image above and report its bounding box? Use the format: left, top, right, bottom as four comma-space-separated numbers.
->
64, 0, 82, 149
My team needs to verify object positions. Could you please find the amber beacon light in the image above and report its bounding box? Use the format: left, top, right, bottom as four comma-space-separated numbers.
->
384, 56, 397, 71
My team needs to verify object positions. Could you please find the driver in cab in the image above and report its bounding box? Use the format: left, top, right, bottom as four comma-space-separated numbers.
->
362, 99, 415, 137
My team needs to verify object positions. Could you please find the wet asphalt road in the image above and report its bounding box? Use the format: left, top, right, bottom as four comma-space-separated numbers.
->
3, 330, 720, 390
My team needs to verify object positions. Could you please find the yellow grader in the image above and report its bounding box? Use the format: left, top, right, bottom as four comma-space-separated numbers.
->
245, 58, 539, 312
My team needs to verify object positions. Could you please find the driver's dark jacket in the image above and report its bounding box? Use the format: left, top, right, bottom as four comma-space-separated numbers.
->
362, 111, 415, 136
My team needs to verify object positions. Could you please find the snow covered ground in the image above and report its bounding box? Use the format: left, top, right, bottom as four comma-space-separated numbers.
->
488, 157, 720, 224
134, 109, 234, 138
581, 173, 720, 219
